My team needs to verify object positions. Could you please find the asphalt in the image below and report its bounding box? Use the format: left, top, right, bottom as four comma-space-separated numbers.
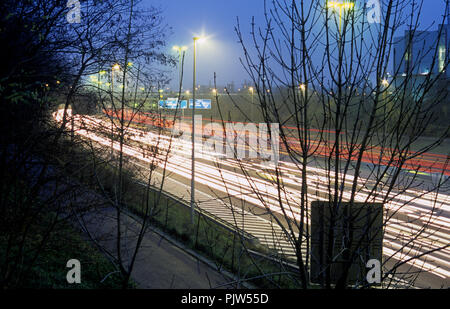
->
36, 166, 246, 289
75, 205, 240, 289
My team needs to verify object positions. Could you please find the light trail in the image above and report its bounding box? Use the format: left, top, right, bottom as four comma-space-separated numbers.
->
55, 112, 450, 284
104, 109, 450, 176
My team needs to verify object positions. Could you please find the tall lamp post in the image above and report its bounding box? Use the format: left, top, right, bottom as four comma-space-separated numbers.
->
327, 1, 355, 35
299, 83, 306, 97
173, 45, 188, 118
190, 36, 206, 224
191, 36, 203, 224
110, 63, 121, 157
111, 63, 121, 98
381, 78, 389, 106
249, 87, 255, 121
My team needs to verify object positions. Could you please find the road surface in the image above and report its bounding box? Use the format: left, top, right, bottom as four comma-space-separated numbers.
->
54, 111, 450, 288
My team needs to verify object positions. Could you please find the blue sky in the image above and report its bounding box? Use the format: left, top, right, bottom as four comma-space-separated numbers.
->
151, 0, 265, 89
149, 0, 448, 89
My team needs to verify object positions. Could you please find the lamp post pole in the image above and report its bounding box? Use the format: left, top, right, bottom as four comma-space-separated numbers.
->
249, 87, 254, 121
191, 37, 199, 224
327, 1, 355, 37
180, 49, 184, 119
111, 67, 114, 157
173, 46, 187, 118
111, 64, 120, 158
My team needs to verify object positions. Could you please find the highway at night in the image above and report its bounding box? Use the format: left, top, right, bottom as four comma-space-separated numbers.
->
54, 110, 450, 288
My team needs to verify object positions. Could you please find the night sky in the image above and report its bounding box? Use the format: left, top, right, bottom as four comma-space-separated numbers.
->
150, 0, 448, 89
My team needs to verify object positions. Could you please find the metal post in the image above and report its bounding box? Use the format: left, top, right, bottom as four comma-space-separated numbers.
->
111, 67, 114, 157
191, 38, 198, 224
179, 52, 185, 119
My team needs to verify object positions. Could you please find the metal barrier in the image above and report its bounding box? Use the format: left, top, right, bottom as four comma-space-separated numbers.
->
134, 181, 259, 245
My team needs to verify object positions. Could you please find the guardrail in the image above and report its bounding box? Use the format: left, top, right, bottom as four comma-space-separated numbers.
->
247, 249, 300, 272
134, 181, 259, 245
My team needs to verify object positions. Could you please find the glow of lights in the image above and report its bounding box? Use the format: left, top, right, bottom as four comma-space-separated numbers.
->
54, 112, 450, 280
327, 1, 355, 9
173, 45, 188, 52
193, 36, 207, 44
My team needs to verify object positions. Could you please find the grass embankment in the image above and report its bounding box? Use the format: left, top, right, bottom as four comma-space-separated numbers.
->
59, 135, 302, 289
0, 175, 125, 289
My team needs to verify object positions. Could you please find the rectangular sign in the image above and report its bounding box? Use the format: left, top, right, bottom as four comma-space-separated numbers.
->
189, 99, 212, 109
159, 99, 188, 109
310, 202, 383, 286
180, 100, 188, 109
165, 98, 178, 109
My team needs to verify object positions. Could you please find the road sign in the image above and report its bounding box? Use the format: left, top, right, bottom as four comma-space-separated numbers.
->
310, 202, 383, 286
189, 99, 212, 109
159, 99, 188, 109
165, 98, 178, 109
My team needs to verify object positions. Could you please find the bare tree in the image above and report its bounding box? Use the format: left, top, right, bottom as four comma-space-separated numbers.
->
62, 0, 179, 288
0, 0, 104, 288
219, 0, 450, 289
0, 0, 176, 289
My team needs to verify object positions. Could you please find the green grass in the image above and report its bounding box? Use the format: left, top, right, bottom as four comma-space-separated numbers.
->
6, 221, 125, 289
48, 134, 304, 288
118, 172, 302, 289
0, 180, 126, 289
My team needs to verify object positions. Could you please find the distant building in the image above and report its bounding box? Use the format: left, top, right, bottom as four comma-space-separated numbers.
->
393, 24, 449, 97
226, 81, 235, 93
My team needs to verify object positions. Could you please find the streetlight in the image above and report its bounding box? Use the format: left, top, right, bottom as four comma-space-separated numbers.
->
191, 36, 205, 224
327, 1, 355, 35
248, 87, 255, 120
299, 83, 306, 94
381, 78, 390, 104
111, 63, 120, 96
173, 45, 188, 117
298, 83, 306, 102
110, 63, 121, 157
173, 45, 188, 88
